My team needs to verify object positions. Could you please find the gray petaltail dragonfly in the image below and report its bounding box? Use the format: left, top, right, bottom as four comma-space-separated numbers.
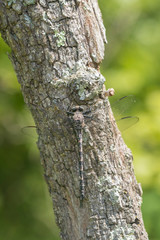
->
22, 94, 139, 206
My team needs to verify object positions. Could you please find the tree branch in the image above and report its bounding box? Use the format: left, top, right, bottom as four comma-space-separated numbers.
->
0, 0, 148, 239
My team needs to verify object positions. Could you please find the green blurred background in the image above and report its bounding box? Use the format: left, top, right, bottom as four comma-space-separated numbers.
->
0, 0, 160, 239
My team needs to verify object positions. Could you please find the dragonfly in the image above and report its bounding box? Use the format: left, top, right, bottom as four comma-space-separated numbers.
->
66, 106, 92, 206
22, 94, 139, 206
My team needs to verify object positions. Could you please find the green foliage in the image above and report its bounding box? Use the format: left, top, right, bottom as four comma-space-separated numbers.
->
99, 0, 160, 239
0, 0, 160, 239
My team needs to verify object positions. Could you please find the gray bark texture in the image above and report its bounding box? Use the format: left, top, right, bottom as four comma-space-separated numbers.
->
0, 0, 148, 239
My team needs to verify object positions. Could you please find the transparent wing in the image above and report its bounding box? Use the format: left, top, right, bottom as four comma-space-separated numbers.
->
21, 122, 68, 139
116, 116, 139, 132
22, 95, 139, 135
21, 126, 38, 139
111, 95, 137, 119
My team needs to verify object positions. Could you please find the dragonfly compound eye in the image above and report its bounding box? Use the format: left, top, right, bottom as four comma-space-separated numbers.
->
72, 107, 77, 112
79, 107, 84, 112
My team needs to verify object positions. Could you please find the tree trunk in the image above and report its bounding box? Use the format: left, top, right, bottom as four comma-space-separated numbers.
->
0, 0, 148, 239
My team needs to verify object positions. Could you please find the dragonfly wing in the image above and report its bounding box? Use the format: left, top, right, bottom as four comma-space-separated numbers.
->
111, 95, 137, 119
21, 126, 38, 139
21, 122, 66, 139
116, 116, 139, 132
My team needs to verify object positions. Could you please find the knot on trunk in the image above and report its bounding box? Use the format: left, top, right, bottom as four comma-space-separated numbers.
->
68, 67, 105, 104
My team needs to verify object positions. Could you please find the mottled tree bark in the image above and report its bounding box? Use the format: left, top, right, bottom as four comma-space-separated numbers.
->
0, 0, 148, 239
